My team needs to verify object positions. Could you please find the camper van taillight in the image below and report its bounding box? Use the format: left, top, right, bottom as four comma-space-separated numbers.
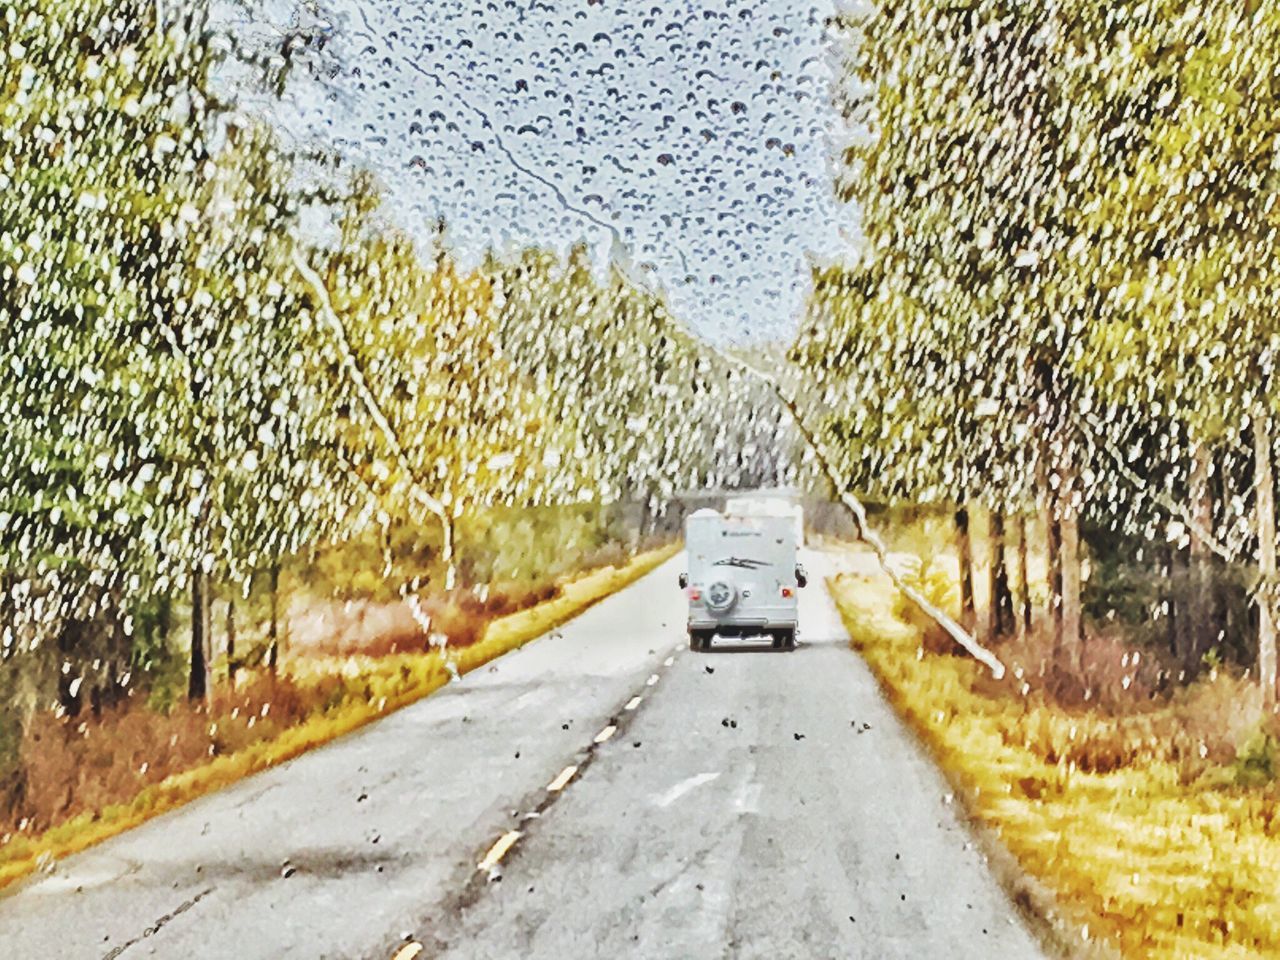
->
781, 587, 793, 599
688, 588, 701, 601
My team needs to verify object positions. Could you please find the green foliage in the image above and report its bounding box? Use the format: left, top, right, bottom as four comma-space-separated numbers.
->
0, 2, 719, 730
890, 516, 962, 650
811, 0, 1280, 685
818, 0, 1280, 508
1233, 731, 1279, 788
491, 244, 788, 507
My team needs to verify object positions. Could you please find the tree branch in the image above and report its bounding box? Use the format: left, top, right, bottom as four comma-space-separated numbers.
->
291, 249, 456, 588
720, 352, 1007, 680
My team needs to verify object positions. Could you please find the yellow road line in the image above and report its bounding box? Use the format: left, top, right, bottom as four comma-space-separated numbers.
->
593, 724, 617, 744
546, 765, 578, 792
646, 673, 659, 686
624, 695, 643, 711
477, 830, 522, 872
390, 943, 424, 960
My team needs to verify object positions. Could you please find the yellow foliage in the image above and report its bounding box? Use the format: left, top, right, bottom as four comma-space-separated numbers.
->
830, 567, 1280, 960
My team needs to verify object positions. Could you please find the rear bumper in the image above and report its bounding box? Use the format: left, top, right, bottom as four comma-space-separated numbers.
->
687, 619, 796, 636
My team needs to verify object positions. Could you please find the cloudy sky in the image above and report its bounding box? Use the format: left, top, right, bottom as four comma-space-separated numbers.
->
244, 0, 853, 343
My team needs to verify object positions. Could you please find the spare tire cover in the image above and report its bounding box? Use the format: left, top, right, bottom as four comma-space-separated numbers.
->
705, 580, 737, 611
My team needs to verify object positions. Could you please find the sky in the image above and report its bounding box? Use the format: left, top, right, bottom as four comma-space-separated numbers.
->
232, 0, 854, 343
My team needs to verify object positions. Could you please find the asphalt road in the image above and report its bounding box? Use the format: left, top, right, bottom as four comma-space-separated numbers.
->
0, 551, 1045, 959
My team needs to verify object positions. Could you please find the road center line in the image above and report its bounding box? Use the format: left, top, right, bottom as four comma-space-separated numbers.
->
477, 831, 522, 873
546, 765, 578, 792
390, 943, 424, 960
462, 648, 671, 899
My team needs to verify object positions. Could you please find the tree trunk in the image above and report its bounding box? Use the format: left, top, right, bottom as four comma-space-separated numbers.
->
267, 562, 281, 676
1255, 412, 1277, 707
157, 592, 172, 650
226, 594, 238, 689
1039, 458, 1063, 650
441, 480, 457, 591
1059, 463, 1083, 661
1165, 544, 1181, 658
1017, 514, 1032, 638
955, 503, 975, 629
1187, 441, 1215, 670
0, 573, 12, 659
188, 567, 211, 702
976, 504, 993, 645
990, 510, 1014, 638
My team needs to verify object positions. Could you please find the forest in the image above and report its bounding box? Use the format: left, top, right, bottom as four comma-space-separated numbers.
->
800, 2, 1280, 954
798, 0, 1280, 703
6, 0, 1280, 953
0, 0, 784, 870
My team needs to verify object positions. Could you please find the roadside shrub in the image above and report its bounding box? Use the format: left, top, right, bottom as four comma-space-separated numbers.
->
891, 538, 962, 656
424, 602, 484, 648
831, 553, 1280, 958
574, 541, 629, 573
1233, 732, 1279, 788
13, 675, 321, 833
988, 622, 1172, 713
1, 544, 673, 890
1168, 670, 1262, 765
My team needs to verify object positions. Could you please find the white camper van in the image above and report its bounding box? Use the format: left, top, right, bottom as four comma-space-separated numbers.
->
678, 507, 807, 651
724, 495, 805, 546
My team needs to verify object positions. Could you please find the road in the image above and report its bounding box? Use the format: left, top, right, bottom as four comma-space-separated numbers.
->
0, 551, 1045, 959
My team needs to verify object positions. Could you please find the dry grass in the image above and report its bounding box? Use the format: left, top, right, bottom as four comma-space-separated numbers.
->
288, 579, 566, 657
831, 557, 1280, 960
0, 543, 677, 891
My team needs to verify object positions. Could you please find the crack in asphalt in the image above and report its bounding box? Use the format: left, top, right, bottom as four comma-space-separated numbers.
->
640, 834, 726, 902
101, 886, 215, 960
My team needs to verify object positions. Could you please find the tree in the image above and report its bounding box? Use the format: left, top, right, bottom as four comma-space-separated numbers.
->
820, 0, 1280, 703
1, 0, 225, 707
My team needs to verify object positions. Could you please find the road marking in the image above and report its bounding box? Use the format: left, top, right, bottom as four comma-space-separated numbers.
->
664, 655, 674, 666
593, 724, 617, 744
477, 830, 522, 872
624, 695, 643, 711
511, 688, 552, 710
734, 782, 764, 814
646, 673, 659, 686
391, 944, 424, 960
546, 765, 578, 792
654, 772, 721, 808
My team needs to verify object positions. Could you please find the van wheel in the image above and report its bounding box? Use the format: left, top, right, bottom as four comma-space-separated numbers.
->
689, 630, 711, 652
779, 629, 796, 651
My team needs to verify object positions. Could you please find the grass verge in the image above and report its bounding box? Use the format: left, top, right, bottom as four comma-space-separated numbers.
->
829, 556, 1280, 960
0, 543, 678, 893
